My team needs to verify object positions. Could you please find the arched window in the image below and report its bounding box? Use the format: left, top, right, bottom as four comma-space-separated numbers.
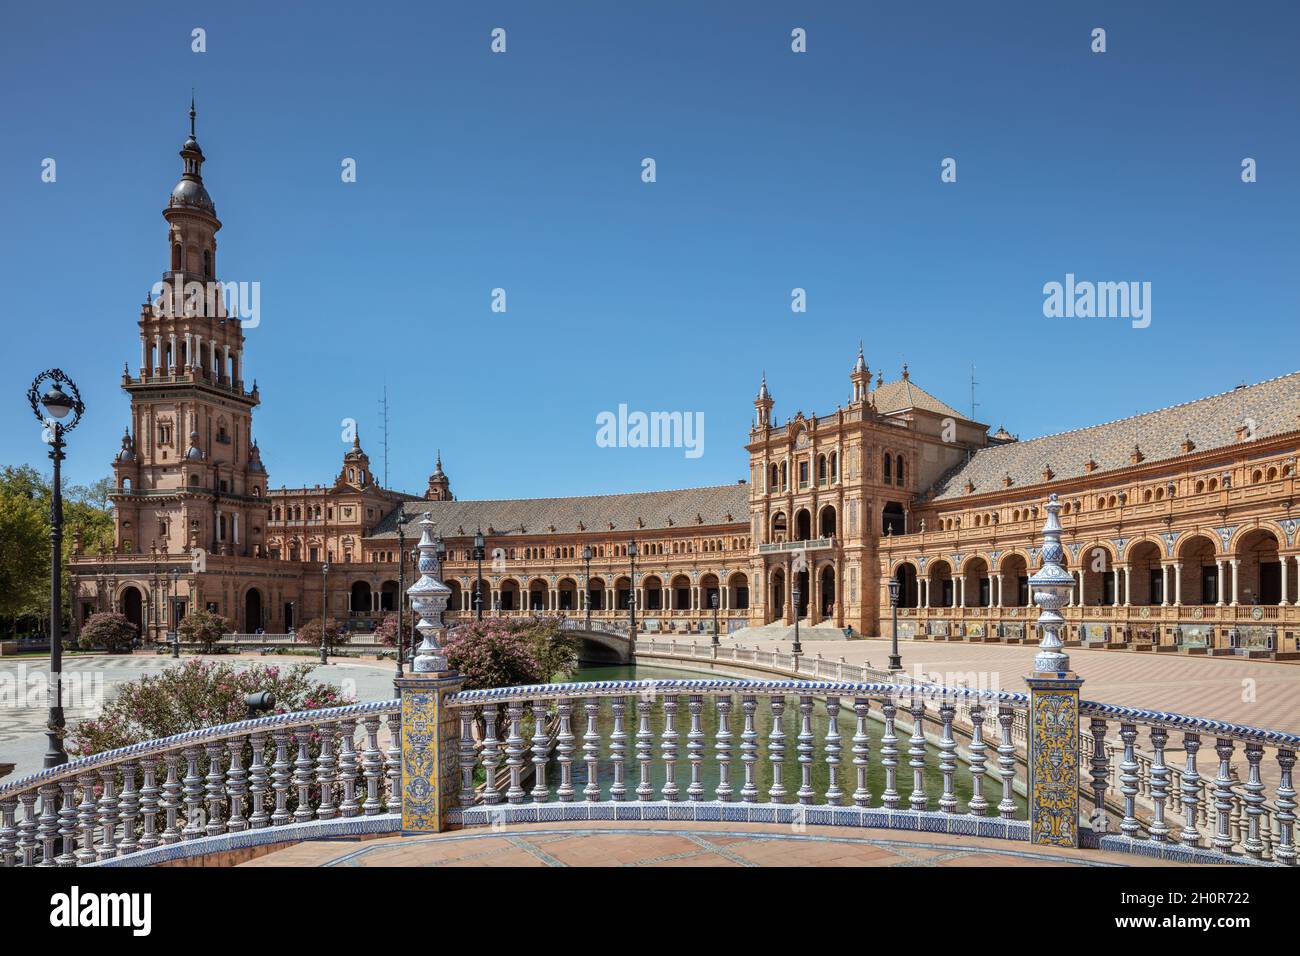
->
202, 249, 211, 276
172, 244, 182, 271
883, 453, 892, 482
896, 456, 905, 485
830, 452, 838, 481
817, 455, 827, 481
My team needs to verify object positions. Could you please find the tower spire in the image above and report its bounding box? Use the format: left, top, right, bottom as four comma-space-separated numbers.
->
189, 93, 196, 138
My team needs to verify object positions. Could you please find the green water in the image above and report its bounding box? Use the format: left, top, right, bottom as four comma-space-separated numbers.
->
526, 662, 1026, 815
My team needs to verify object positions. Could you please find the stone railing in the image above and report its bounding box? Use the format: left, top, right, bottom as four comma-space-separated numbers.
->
0, 699, 402, 867
3, 676, 1294, 867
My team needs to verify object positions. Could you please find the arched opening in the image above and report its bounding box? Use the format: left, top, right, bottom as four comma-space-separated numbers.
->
963, 557, 990, 608
499, 579, 520, 612
896, 456, 906, 486
614, 576, 632, 611
1176, 535, 1219, 605
350, 580, 372, 614
770, 568, 786, 624
883, 452, 892, 482
670, 574, 692, 611
998, 554, 1030, 607
882, 502, 906, 536
639, 575, 661, 611
727, 571, 749, 611
447, 579, 463, 613
819, 565, 836, 619
1236, 529, 1282, 605
528, 579, 548, 612
379, 580, 398, 612
1127, 541, 1163, 605
700, 573, 720, 612
244, 588, 263, 632
470, 579, 490, 614
894, 563, 919, 608
587, 577, 606, 611
794, 509, 812, 541
927, 560, 954, 608
120, 586, 144, 641
557, 577, 578, 612
819, 505, 836, 538
794, 569, 810, 619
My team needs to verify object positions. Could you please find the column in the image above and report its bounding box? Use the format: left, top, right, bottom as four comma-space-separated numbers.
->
153, 334, 162, 375
1077, 571, 1086, 607
1123, 565, 1132, 606
1111, 570, 1120, 608
169, 333, 177, 373
1174, 563, 1183, 606
1230, 560, 1240, 606
232, 513, 239, 546
223, 344, 231, 383
185, 333, 193, 369
1281, 556, 1289, 606
957, 577, 966, 608
1160, 565, 1170, 606
1027, 582, 1034, 608
215, 507, 223, 543
233, 350, 241, 385
1216, 560, 1226, 606
140, 336, 149, 373
194, 335, 203, 372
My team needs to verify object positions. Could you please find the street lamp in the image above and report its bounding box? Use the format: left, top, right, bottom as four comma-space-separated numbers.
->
888, 576, 903, 672
28, 369, 84, 768
711, 591, 720, 647
473, 528, 485, 621
792, 581, 803, 656
320, 558, 330, 665
395, 512, 413, 684
627, 540, 638, 639
582, 545, 592, 631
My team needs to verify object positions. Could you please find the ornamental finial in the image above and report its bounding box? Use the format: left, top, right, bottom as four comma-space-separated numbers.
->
1028, 492, 1074, 673
407, 512, 452, 673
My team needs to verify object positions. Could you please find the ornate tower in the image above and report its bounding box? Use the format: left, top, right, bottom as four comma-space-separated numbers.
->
753, 374, 774, 429
110, 101, 270, 558
425, 451, 453, 501
850, 343, 870, 404
338, 433, 373, 488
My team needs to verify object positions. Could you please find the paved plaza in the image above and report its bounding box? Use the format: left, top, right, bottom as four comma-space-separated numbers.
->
241, 820, 1176, 868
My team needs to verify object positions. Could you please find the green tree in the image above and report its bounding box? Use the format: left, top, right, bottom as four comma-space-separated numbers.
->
177, 607, 230, 653
78, 611, 138, 653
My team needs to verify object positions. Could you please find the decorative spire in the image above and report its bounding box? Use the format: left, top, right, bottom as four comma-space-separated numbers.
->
1029, 493, 1074, 673
189, 94, 196, 138
407, 513, 452, 673
852, 341, 867, 374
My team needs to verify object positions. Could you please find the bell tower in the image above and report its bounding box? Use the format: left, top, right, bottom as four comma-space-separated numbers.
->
110, 101, 270, 559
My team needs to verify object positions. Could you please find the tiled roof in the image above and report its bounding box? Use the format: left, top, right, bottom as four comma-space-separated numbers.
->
871, 377, 965, 419
369, 483, 751, 540
927, 371, 1300, 501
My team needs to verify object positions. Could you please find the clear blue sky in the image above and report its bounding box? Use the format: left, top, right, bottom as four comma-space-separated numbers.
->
2, 1, 1297, 499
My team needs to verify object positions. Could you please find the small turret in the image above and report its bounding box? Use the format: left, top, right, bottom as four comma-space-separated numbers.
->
753, 373, 774, 428
425, 450, 453, 501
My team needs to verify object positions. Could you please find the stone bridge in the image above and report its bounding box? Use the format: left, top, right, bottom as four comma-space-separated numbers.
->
559, 618, 634, 664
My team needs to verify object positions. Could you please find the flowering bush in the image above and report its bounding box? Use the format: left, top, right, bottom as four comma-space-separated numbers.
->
373, 612, 400, 648
78, 611, 137, 653
442, 617, 576, 690
177, 607, 229, 653
67, 659, 356, 757
295, 616, 349, 650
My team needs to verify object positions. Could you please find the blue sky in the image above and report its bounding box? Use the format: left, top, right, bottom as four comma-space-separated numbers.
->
1, 1, 1297, 499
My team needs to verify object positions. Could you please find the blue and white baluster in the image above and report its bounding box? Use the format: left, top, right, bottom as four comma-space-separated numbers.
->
796, 696, 815, 805
1275, 749, 1296, 865
117, 763, 140, 856
716, 695, 734, 801
481, 706, 502, 805
226, 736, 250, 830
292, 730, 315, 824
824, 698, 843, 806
740, 695, 759, 803
661, 696, 680, 801
768, 696, 787, 802
1089, 718, 1109, 829
270, 729, 292, 826
1212, 738, 1236, 854
582, 698, 601, 802
160, 753, 182, 843
968, 704, 988, 816
249, 732, 271, 828
687, 696, 705, 801
997, 706, 1017, 819
1243, 743, 1266, 859
505, 701, 526, 804
1147, 726, 1170, 841
609, 697, 628, 802
1179, 733, 1202, 846
531, 699, 550, 803
360, 717, 383, 816
880, 697, 900, 810
461, 709, 481, 808
1119, 723, 1139, 838
556, 700, 576, 803
908, 693, 927, 812
852, 699, 871, 808
635, 695, 654, 801
182, 748, 206, 838
204, 740, 227, 835
938, 699, 957, 814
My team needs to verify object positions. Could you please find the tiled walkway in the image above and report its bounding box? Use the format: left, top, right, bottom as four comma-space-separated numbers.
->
242, 821, 1174, 867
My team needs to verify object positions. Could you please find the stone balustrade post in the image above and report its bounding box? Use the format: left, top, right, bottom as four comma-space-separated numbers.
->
1026, 493, 1084, 848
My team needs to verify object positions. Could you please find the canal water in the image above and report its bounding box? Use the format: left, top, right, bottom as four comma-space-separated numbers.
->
530, 662, 1026, 813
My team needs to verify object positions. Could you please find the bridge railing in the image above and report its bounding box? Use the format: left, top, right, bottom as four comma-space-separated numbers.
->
0, 700, 402, 867
2, 677, 1294, 867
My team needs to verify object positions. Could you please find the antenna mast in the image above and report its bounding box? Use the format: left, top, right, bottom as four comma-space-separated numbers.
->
970, 364, 979, 420
378, 385, 391, 489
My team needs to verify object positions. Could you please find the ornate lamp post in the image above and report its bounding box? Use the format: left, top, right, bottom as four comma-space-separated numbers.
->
394, 512, 413, 684
171, 568, 181, 658
792, 580, 803, 656
28, 369, 84, 768
582, 545, 592, 630
473, 528, 485, 621
887, 576, 902, 672
711, 591, 720, 647
627, 539, 638, 639
320, 557, 330, 665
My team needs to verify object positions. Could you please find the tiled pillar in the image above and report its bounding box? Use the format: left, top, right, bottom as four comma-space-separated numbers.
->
396, 672, 464, 833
